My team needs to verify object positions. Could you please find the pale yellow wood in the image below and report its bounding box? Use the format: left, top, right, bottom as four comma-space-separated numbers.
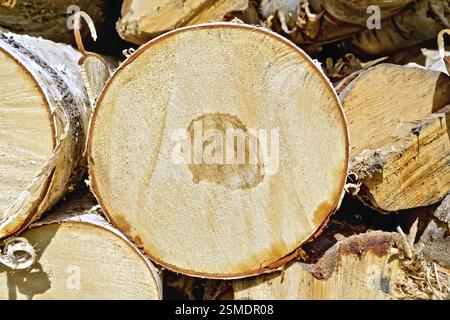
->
340, 64, 450, 211
0, 33, 90, 239
341, 64, 450, 156
351, 106, 450, 211
0, 190, 162, 300
88, 23, 349, 279
117, 0, 248, 44
0, 48, 54, 214
234, 232, 404, 300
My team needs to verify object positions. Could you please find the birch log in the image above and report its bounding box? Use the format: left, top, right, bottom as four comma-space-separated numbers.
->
350, 0, 450, 55
116, 0, 248, 44
0, 189, 162, 300
233, 232, 405, 300
0, 33, 90, 239
340, 64, 450, 211
321, 0, 412, 25
244, 0, 448, 56
88, 23, 349, 279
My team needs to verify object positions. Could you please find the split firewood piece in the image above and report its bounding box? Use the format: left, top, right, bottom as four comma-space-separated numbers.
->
396, 220, 449, 300
116, 0, 249, 44
247, 0, 415, 52
88, 23, 349, 278
0, 188, 162, 300
350, 106, 450, 211
0, 0, 109, 45
0, 33, 90, 239
234, 231, 405, 300
340, 64, 450, 211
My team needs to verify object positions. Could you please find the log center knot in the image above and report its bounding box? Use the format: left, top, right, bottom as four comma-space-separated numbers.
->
185, 113, 265, 190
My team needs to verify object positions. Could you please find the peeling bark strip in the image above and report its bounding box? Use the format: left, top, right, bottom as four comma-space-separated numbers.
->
88, 23, 349, 279
0, 33, 90, 239
340, 64, 450, 212
0, 188, 162, 300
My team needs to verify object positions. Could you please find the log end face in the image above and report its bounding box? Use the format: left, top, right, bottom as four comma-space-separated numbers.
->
89, 23, 350, 279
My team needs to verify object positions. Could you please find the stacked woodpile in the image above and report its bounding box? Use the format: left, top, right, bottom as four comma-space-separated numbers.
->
0, 0, 448, 300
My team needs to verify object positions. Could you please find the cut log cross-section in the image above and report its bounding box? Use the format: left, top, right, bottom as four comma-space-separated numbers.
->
341, 64, 450, 211
0, 190, 162, 300
0, 33, 90, 239
88, 23, 349, 279
233, 232, 405, 300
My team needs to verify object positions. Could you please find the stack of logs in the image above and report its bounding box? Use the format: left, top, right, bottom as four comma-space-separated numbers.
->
0, 0, 448, 300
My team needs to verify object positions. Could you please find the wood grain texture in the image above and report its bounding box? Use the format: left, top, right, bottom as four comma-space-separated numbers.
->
351, 106, 450, 211
350, 0, 449, 55
88, 23, 349, 279
0, 189, 162, 300
233, 232, 404, 300
117, 0, 248, 44
0, 33, 89, 239
340, 64, 450, 211
0, 0, 108, 44
322, 0, 412, 25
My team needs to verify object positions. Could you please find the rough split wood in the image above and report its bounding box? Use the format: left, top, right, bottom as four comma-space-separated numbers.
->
349, 0, 450, 55
88, 23, 349, 278
117, 0, 248, 44
340, 64, 450, 211
0, 33, 90, 239
233, 232, 405, 300
241, 0, 448, 56
0, 190, 162, 300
